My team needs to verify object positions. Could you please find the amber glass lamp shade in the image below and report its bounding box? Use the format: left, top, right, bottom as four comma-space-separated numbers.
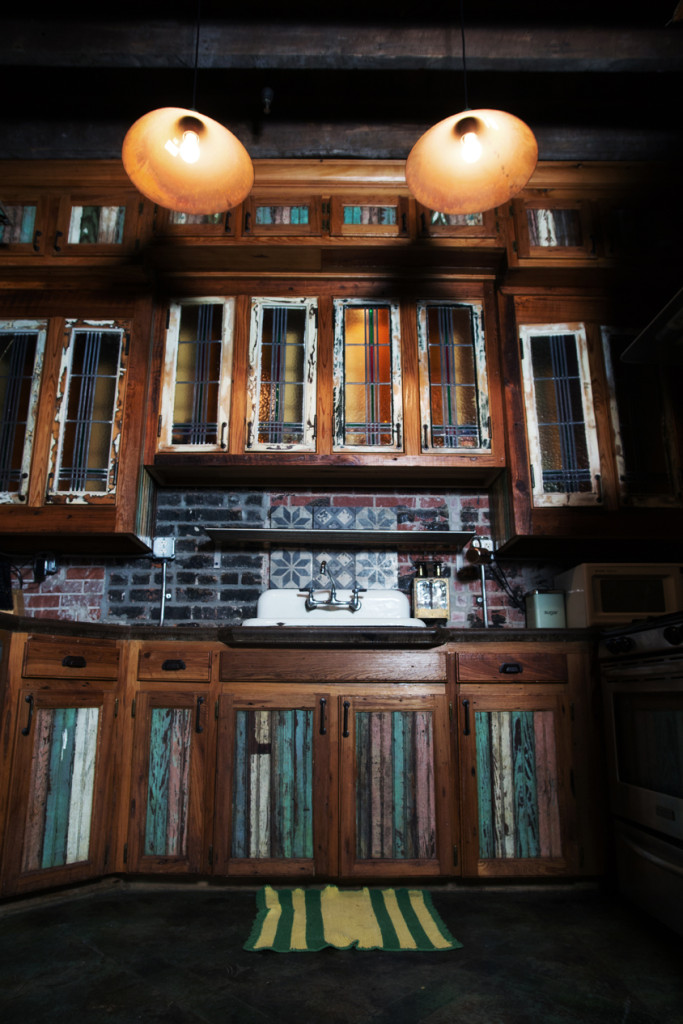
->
122, 107, 254, 215
405, 109, 538, 215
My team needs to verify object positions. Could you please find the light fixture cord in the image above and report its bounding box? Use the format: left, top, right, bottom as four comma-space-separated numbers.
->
191, 0, 201, 111
460, 0, 470, 110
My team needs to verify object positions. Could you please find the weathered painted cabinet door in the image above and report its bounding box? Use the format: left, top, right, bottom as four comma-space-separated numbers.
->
338, 694, 454, 879
214, 692, 333, 878
126, 691, 209, 874
458, 690, 576, 877
0, 688, 115, 896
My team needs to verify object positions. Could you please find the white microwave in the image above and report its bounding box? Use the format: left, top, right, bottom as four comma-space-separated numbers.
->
554, 563, 683, 628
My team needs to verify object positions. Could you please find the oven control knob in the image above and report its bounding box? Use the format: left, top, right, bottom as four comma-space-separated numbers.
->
605, 635, 635, 654
663, 625, 683, 646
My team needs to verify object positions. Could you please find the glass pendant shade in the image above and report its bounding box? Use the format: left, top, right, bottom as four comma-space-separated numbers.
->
406, 108, 538, 215
122, 107, 254, 215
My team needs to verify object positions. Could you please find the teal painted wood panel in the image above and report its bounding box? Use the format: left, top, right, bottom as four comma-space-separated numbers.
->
475, 710, 562, 860
355, 710, 436, 861
231, 709, 313, 860
22, 707, 100, 872
144, 708, 192, 857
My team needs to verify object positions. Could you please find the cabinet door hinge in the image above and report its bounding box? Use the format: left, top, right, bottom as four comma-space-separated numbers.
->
131, 698, 136, 718
157, 414, 163, 438
453, 844, 458, 867
208, 844, 214, 866
215, 700, 219, 720
123, 843, 128, 864
114, 698, 119, 718
104, 844, 109, 866
166, 308, 171, 330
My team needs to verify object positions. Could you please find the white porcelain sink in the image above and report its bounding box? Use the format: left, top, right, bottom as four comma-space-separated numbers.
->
242, 588, 426, 628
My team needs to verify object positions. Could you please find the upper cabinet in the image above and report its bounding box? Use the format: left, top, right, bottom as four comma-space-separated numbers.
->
491, 292, 683, 560
148, 283, 505, 486
0, 297, 156, 554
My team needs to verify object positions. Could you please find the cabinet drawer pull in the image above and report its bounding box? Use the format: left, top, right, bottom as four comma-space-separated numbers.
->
195, 696, 205, 733
499, 662, 523, 674
21, 694, 34, 736
161, 659, 186, 672
462, 698, 470, 736
62, 655, 87, 669
342, 700, 350, 738
319, 697, 327, 736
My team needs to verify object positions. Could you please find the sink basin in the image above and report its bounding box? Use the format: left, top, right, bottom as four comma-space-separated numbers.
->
242, 588, 426, 628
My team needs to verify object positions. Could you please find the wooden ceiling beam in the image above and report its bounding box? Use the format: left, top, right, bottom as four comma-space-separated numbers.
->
3, 21, 682, 73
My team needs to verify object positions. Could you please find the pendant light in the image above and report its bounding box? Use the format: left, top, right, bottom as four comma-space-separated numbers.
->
121, 4, 253, 215
405, 3, 538, 216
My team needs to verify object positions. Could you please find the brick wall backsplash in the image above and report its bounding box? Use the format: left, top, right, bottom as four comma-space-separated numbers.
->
17, 486, 558, 627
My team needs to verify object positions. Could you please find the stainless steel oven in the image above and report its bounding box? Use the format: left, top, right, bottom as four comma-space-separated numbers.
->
600, 613, 683, 935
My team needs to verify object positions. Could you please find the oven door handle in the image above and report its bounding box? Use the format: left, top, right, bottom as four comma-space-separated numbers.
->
620, 832, 683, 879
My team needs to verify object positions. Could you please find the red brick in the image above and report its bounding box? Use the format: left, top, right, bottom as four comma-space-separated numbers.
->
66, 567, 105, 580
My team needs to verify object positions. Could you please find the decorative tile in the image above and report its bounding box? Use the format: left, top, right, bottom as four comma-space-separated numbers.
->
355, 507, 397, 531
355, 551, 399, 589
313, 506, 357, 530
269, 505, 313, 531
312, 551, 356, 588
269, 549, 313, 589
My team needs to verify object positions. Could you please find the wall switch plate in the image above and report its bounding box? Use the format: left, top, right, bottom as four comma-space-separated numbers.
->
152, 537, 175, 559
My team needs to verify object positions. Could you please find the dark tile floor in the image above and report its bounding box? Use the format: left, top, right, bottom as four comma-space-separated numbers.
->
0, 880, 682, 1024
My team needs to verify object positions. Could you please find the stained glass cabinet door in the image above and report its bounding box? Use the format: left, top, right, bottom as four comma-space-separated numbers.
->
338, 694, 453, 879
127, 691, 208, 874
458, 690, 575, 877
1, 690, 115, 896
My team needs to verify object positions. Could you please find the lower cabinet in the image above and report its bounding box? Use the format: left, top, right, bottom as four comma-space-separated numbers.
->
126, 690, 210, 874
213, 684, 454, 881
457, 688, 574, 876
0, 686, 116, 895
0, 635, 600, 895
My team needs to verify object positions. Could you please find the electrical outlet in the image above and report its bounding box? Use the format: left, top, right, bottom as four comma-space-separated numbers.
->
152, 537, 175, 559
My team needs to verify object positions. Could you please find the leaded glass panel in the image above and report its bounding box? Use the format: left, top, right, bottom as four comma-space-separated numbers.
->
526, 208, 582, 248
520, 324, 601, 505
53, 328, 123, 494
68, 205, 125, 244
336, 302, 399, 448
172, 303, 224, 446
0, 203, 36, 244
0, 323, 45, 498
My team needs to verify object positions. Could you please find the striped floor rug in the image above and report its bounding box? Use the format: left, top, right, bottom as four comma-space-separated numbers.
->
244, 885, 462, 952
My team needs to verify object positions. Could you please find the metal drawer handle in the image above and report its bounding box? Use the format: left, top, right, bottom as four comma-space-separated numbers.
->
499, 662, 523, 674
62, 655, 87, 669
21, 694, 34, 736
161, 659, 186, 671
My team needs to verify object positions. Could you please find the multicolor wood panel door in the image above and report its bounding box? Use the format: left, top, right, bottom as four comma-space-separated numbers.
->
1, 690, 114, 896
339, 695, 452, 879
215, 694, 331, 877
459, 691, 574, 877
127, 691, 208, 874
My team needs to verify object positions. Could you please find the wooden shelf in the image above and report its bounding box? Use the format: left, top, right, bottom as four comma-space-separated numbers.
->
205, 528, 474, 550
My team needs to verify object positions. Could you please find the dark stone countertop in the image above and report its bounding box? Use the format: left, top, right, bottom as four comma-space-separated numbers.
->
0, 613, 596, 647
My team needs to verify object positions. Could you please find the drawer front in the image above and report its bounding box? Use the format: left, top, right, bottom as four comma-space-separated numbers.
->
457, 651, 567, 683
137, 647, 213, 682
22, 637, 120, 680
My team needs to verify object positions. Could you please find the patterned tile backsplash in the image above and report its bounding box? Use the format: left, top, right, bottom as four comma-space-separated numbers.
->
269, 505, 400, 590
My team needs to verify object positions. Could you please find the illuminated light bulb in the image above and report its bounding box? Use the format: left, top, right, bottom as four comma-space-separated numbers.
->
406, 108, 538, 215
179, 130, 200, 164
460, 130, 482, 163
122, 107, 254, 215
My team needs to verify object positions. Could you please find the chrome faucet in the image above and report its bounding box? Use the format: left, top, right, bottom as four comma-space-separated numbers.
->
302, 560, 366, 612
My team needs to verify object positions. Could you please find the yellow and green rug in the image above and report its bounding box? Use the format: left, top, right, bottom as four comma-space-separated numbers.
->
245, 885, 462, 952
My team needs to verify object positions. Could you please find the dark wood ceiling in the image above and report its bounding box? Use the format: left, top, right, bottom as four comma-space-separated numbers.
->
1, 3, 682, 162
